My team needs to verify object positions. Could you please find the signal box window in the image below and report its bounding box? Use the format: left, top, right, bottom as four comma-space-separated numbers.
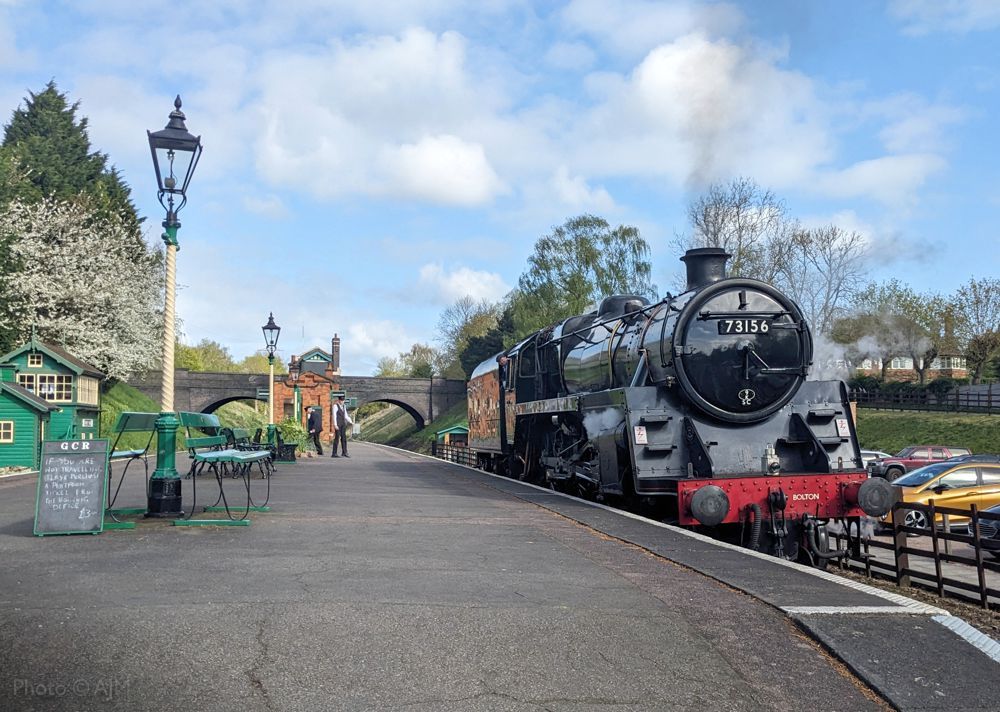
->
37, 374, 72, 402
27, 354, 42, 368
17, 374, 35, 393
0, 421, 12, 443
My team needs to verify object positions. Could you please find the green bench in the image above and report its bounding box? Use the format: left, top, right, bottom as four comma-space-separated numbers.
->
179, 412, 273, 521
105, 412, 161, 525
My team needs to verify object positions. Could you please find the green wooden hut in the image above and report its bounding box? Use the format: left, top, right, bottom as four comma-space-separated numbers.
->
0, 363, 57, 470
0, 337, 105, 443
435, 424, 469, 447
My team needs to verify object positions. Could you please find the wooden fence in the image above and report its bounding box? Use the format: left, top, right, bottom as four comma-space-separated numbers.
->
832, 501, 1000, 609
852, 387, 1000, 414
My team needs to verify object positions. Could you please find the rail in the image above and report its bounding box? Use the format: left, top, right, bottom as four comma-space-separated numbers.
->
852, 387, 1000, 414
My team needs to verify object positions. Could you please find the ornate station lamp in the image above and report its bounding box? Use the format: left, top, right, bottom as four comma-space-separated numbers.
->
146, 96, 203, 517
262, 313, 281, 444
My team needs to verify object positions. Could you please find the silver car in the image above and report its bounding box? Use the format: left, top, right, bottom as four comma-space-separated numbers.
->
860, 450, 891, 469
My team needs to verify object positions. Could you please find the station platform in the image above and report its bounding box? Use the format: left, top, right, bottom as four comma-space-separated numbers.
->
0, 442, 996, 711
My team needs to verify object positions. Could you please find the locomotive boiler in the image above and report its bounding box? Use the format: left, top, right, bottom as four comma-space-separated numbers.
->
468, 248, 893, 564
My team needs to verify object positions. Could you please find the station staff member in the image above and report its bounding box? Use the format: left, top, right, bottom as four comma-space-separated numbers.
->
307, 407, 323, 456
331, 395, 350, 458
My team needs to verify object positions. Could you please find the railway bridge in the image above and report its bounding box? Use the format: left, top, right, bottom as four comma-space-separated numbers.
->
129, 370, 467, 428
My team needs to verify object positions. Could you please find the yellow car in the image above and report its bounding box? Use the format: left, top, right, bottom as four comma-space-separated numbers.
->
887, 456, 1000, 529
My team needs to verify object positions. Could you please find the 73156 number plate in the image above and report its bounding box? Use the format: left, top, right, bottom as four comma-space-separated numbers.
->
718, 318, 770, 335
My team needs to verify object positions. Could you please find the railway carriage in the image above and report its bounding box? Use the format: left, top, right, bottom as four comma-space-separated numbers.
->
468, 248, 892, 564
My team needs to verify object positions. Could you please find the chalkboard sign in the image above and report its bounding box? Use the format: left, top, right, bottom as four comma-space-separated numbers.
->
33, 439, 109, 536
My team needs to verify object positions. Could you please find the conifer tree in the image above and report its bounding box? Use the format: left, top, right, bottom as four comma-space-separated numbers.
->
0, 81, 141, 233
0, 82, 160, 362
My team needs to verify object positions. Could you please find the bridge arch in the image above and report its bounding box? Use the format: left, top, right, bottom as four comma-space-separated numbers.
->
200, 395, 267, 414
356, 398, 426, 431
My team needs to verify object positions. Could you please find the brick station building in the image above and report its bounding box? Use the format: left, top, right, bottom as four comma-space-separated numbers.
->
275, 334, 343, 445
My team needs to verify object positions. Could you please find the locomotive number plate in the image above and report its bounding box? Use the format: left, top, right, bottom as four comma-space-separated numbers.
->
718, 318, 770, 335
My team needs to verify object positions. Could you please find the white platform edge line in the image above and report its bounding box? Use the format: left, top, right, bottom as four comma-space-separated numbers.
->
933, 615, 1000, 663
375, 443, 947, 615
784, 606, 934, 615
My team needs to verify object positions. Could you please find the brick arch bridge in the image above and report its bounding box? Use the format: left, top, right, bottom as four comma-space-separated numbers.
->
129, 370, 467, 429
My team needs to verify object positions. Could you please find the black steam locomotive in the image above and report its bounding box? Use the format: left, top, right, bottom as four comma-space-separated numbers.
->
468, 248, 892, 564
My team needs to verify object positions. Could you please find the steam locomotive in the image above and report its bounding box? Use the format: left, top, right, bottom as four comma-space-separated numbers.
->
468, 248, 893, 564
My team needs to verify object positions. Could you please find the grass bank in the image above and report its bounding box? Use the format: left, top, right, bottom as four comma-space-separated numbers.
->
856, 409, 1000, 454
101, 381, 267, 450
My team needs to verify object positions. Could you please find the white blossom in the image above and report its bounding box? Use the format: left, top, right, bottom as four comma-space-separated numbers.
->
0, 198, 163, 380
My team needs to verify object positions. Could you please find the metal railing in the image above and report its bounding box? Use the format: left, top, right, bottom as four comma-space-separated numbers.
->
852, 387, 1000, 414
430, 442, 478, 468
832, 501, 1000, 609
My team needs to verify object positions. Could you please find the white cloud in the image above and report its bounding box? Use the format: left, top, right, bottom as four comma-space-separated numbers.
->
544, 41, 596, 70
863, 94, 966, 153
890, 0, 1000, 35
561, 0, 744, 57
550, 166, 615, 211
815, 154, 947, 205
379, 135, 506, 206
345, 320, 421, 372
418, 263, 510, 304
253, 28, 512, 205
573, 33, 831, 190
242, 194, 289, 219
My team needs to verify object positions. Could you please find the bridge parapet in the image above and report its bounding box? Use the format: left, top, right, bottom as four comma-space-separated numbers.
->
130, 371, 467, 426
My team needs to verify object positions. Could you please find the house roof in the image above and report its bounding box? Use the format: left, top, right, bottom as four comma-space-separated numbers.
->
0, 381, 58, 413
435, 425, 469, 436
0, 337, 105, 378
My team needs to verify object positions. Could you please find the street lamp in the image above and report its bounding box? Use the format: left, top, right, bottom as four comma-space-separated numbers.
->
262, 313, 281, 444
146, 96, 203, 517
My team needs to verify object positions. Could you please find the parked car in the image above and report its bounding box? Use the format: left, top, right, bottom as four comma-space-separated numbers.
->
867, 445, 972, 480
860, 450, 891, 468
968, 503, 1000, 560
884, 457, 1000, 530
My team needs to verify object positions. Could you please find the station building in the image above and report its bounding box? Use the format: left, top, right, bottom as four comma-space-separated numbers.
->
0, 337, 104, 470
275, 334, 343, 444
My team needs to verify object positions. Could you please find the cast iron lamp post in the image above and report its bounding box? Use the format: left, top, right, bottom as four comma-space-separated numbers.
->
262, 313, 281, 444
146, 96, 203, 517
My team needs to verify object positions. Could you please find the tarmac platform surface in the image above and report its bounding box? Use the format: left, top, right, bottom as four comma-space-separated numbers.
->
0, 442, 996, 711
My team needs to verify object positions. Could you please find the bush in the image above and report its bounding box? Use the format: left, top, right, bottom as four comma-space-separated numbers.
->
848, 375, 882, 392
926, 377, 957, 398
278, 417, 307, 452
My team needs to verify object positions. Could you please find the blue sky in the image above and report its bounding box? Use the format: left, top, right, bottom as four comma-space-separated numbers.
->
1, 1, 998, 374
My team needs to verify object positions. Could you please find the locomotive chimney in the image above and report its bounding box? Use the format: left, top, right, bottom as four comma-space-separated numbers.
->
681, 248, 730, 291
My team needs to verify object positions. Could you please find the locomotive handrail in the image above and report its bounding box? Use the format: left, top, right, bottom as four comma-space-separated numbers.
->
546, 296, 669, 345
696, 309, 792, 319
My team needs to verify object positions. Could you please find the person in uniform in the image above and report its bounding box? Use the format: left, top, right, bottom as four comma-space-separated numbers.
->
331, 395, 350, 457
307, 407, 323, 455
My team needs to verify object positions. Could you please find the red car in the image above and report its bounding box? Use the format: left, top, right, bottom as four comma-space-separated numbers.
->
867, 445, 971, 480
